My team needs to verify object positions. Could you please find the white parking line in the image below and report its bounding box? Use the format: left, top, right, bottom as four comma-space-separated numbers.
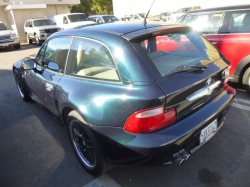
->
231, 102, 250, 112
235, 98, 250, 105
83, 174, 121, 187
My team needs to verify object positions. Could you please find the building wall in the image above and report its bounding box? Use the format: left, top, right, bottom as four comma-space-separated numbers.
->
0, 6, 10, 27
0, 0, 80, 6
113, 0, 250, 18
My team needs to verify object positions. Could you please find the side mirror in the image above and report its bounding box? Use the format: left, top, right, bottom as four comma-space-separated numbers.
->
23, 59, 36, 70
48, 61, 59, 71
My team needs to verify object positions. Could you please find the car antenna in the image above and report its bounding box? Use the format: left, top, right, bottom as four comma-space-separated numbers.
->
144, 0, 156, 26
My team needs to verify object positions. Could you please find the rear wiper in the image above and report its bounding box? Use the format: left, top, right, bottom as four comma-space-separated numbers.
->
162, 65, 208, 77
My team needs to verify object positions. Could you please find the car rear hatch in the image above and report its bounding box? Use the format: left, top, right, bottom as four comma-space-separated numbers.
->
158, 58, 229, 120
129, 27, 230, 120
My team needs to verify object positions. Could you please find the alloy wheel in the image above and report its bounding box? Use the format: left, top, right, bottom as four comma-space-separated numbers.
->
71, 119, 96, 168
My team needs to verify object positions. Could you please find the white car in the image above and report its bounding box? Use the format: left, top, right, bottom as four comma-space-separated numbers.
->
168, 6, 201, 23
50, 13, 95, 30
24, 18, 61, 45
0, 21, 20, 49
128, 13, 160, 22
87, 15, 120, 23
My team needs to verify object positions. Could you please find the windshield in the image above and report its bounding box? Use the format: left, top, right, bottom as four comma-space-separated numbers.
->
68, 14, 88, 22
133, 29, 221, 77
102, 16, 119, 23
33, 20, 54, 26
176, 7, 192, 13
0, 23, 10, 30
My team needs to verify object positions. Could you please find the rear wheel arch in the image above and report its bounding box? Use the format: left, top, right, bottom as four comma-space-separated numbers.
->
234, 55, 250, 83
61, 106, 89, 127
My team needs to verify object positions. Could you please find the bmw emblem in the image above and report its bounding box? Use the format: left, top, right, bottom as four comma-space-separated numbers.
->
206, 78, 212, 86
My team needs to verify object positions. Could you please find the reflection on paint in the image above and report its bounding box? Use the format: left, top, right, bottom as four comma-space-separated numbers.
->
93, 94, 130, 106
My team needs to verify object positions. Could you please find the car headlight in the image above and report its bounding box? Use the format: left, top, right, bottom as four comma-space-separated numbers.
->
10, 34, 18, 39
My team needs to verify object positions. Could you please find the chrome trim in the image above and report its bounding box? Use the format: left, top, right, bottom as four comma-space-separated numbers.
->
187, 80, 222, 101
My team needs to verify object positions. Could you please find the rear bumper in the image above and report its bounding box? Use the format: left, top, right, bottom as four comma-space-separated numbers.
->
90, 87, 235, 166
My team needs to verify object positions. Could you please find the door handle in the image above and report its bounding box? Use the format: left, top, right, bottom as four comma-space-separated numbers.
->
211, 42, 217, 45
45, 83, 53, 92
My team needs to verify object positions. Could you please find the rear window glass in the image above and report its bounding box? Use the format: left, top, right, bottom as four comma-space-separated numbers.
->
135, 29, 221, 77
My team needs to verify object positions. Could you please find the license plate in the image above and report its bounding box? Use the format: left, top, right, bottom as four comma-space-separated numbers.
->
200, 119, 218, 144
1, 43, 9, 46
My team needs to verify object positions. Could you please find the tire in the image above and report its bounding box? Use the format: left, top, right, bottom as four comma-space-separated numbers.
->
14, 69, 31, 101
242, 67, 250, 95
26, 34, 32, 44
35, 34, 42, 46
14, 44, 21, 49
67, 110, 114, 175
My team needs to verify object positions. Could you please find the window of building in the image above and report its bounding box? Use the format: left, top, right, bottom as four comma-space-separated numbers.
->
66, 38, 120, 81
43, 37, 72, 73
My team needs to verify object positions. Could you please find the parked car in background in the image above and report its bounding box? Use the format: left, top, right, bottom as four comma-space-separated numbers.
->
179, 5, 250, 94
168, 6, 201, 23
87, 15, 120, 23
120, 15, 132, 21
160, 11, 173, 22
24, 18, 61, 46
13, 22, 235, 175
0, 21, 20, 49
50, 13, 95, 30
128, 13, 160, 21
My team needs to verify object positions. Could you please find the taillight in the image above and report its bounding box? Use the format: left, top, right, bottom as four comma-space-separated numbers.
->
124, 106, 176, 133
222, 66, 231, 84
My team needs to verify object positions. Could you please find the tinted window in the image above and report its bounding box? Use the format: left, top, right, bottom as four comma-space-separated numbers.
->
33, 20, 54, 26
35, 43, 47, 66
180, 13, 223, 34
66, 38, 120, 81
43, 37, 72, 72
97, 17, 102, 22
0, 23, 9, 30
135, 29, 221, 77
102, 16, 119, 23
68, 14, 88, 22
134, 15, 140, 20
226, 11, 250, 33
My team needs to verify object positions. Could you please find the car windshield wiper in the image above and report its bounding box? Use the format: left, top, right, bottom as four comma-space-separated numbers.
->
162, 64, 208, 77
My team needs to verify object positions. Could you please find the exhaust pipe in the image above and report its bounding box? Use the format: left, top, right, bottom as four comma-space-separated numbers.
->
173, 153, 184, 165
173, 149, 191, 165
179, 149, 190, 161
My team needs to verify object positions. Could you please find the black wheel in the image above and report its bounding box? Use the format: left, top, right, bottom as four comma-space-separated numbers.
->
35, 34, 42, 46
68, 111, 114, 175
14, 44, 21, 49
242, 67, 250, 94
14, 69, 31, 101
26, 34, 32, 44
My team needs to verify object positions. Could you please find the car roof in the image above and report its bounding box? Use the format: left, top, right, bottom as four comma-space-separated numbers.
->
188, 4, 250, 13
27, 18, 50, 21
54, 21, 188, 40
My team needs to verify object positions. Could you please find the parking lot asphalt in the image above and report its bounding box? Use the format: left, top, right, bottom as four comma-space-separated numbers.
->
0, 44, 250, 187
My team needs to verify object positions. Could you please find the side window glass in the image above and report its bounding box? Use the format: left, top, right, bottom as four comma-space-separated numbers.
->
35, 43, 47, 66
202, 13, 223, 34
227, 12, 250, 33
63, 16, 68, 24
180, 13, 223, 34
66, 38, 120, 82
97, 17, 102, 22
43, 37, 72, 73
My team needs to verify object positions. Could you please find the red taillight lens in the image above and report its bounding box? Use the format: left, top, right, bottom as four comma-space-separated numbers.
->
124, 106, 176, 133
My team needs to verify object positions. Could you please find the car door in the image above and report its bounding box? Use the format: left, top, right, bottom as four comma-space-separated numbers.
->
24, 37, 72, 115
219, 10, 250, 75
180, 12, 224, 49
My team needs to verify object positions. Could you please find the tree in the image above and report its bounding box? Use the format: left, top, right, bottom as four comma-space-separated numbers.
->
71, 0, 113, 15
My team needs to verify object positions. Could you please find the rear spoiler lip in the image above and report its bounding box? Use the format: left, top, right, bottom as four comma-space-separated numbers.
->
123, 25, 190, 41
